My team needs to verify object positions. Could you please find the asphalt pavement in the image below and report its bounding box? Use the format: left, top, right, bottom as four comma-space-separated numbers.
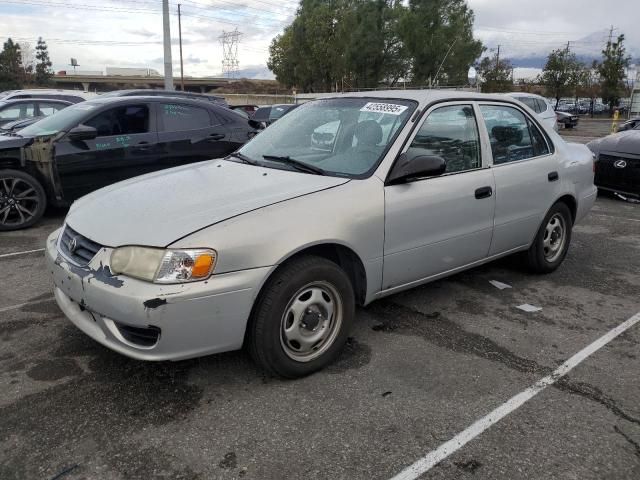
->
0, 160, 639, 478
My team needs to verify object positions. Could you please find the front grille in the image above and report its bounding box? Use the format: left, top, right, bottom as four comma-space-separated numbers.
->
115, 323, 161, 347
59, 225, 103, 266
596, 154, 640, 194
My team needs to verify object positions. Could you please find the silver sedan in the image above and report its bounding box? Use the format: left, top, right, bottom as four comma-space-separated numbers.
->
46, 91, 597, 378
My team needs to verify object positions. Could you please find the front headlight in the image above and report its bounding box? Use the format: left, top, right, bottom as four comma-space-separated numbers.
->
110, 246, 216, 283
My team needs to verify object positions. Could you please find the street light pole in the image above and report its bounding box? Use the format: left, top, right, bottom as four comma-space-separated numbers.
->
178, 4, 185, 91
162, 0, 174, 90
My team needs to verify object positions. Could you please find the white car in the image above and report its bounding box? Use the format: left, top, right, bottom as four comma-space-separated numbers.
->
0, 89, 95, 104
506, 93, 558, 132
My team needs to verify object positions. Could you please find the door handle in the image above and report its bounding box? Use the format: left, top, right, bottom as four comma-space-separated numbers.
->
548, 171, 559, 182
208, 133, 225, 141
475, 186, 493, 199
133, 141, 152, 151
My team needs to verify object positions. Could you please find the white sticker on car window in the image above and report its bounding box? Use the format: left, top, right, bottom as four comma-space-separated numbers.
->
360, 102, 408, 115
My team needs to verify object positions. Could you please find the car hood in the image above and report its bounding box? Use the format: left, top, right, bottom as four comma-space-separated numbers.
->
0, 135, 33, 149
66, 159, 350, 247
590, 130, 640, 156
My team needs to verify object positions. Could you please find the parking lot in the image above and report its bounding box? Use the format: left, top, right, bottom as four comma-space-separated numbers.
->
1, 123, 639, 479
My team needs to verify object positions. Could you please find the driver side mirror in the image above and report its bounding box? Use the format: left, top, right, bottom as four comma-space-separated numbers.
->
387, 152, 447, 184
67, 124, 97, 142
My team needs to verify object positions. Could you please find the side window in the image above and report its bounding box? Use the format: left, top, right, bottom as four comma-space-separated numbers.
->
0, 103, 35, 119
480, 105, 545, 164
85, 104, 149, 137
38, 102, 67, 116
535, 99, 548, 114
160, 103, 211, 131
408, 104, 481, 174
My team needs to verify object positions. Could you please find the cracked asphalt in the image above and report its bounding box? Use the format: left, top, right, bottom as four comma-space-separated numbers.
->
1, 193, 639, 479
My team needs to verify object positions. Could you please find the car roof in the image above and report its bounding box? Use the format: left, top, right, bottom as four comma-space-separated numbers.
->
505, 92, 546, 100
0, 97, 73, 104
104, 89, 224, 98
307, 90, 527, 107
81, 95, 225, 108
3, 89, 94, 98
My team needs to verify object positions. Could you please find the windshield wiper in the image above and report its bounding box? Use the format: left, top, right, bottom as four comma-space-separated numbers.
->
262, 155, 325, 175
227, 152, 258, 166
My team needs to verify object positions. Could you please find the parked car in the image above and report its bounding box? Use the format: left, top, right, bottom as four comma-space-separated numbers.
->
616, 116, 640, 132
0, 96, 260, 230
100, 89, 228, 107
506, 93, 558, 131
45, 91, 596, 378
556, 111, 579, 129
253, 104, 299, 126
0, 89, 94, 103
587, 125, 640, 198
0, 98, 73, 127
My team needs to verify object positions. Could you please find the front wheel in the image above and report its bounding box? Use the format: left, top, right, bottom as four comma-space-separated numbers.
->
248, 255, 355, 378
526, 202, 573, 273
0, 169, 47, 231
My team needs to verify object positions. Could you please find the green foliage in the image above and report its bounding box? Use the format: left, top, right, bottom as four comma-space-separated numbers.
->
598, 34, 630, 111
0, 38, 24, 90
268, 0, 483, 92
35, 37, 53, 86
476, 54, 513, 93
539, 48, 583, 109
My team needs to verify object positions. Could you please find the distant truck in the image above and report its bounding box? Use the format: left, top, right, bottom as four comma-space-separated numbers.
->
105, 67, 162, 77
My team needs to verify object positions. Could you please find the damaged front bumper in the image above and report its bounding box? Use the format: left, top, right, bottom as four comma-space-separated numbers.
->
46, 228, 272, 361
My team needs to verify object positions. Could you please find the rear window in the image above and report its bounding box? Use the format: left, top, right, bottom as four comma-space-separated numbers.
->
160, 103, 211, 131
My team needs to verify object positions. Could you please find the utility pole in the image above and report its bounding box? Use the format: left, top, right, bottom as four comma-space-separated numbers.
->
608, 25, 614, 44
220, 29, 241, 78
496, 45, 501, 68
565, 41, 571, 53
178, 4, 184, 91
162, 0, 174, 90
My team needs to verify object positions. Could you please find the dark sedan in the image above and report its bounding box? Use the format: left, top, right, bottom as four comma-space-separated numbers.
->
587, 125, 640, 198
617, 117, 640, 132
100, 89, 228, 107
0, 98, 73, 127
0, 96, 260, 230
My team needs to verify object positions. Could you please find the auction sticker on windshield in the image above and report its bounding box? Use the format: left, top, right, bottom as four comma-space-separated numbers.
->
360, 102, 408, 115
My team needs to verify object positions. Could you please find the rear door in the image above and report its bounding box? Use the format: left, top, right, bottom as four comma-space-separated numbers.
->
54, 102, 159, 200
156, 101, 233, 168
478, 103, 560, 255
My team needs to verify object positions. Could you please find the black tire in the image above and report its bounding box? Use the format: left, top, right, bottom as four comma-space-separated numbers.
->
0, 169, 47, 231
526, 202, 573, 274
248, 255, 355, 378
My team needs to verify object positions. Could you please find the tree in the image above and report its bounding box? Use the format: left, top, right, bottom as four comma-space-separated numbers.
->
0, 38, 24, 90
539, 48, 583, 110
35, 37, 53, 86
476, 53, 513, 92
598, 34, 630, 112
267, 0, 484, 92
576, 61, 601, 117
398, 0, 483, 86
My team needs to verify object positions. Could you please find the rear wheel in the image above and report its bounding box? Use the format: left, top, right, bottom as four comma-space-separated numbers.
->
526, 202, 572, 273
248, 255, 355, 378
0, 169, 47, 231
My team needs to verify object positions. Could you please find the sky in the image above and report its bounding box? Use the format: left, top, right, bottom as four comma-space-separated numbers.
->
0, 0, 639, 81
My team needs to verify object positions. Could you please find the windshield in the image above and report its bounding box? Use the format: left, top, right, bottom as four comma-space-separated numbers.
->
18, 102, 99, 137
238, 98, 416, 177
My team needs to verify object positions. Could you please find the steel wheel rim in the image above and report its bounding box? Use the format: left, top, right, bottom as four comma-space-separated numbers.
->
0, 176, 40, 227
280, 281, 343, 363
543, 213, 566, 263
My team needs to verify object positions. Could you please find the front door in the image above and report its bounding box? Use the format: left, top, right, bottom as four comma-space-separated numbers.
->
383, 103, 496, 291
55, 103, 158, 200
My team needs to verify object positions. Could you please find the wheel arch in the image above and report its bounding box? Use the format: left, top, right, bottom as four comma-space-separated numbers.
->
554, 193, 577, 223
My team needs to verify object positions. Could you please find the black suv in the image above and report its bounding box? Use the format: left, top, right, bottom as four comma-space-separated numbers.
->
0, 96, 260, 230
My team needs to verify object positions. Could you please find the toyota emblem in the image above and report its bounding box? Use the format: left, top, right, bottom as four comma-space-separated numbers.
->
614, 160, 627, 169
68, 237, 78, 254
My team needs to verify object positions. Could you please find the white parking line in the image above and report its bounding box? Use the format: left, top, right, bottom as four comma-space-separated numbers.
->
389, 312, 640, 480
0, 248, 45, 259
0, 297, 55, 317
